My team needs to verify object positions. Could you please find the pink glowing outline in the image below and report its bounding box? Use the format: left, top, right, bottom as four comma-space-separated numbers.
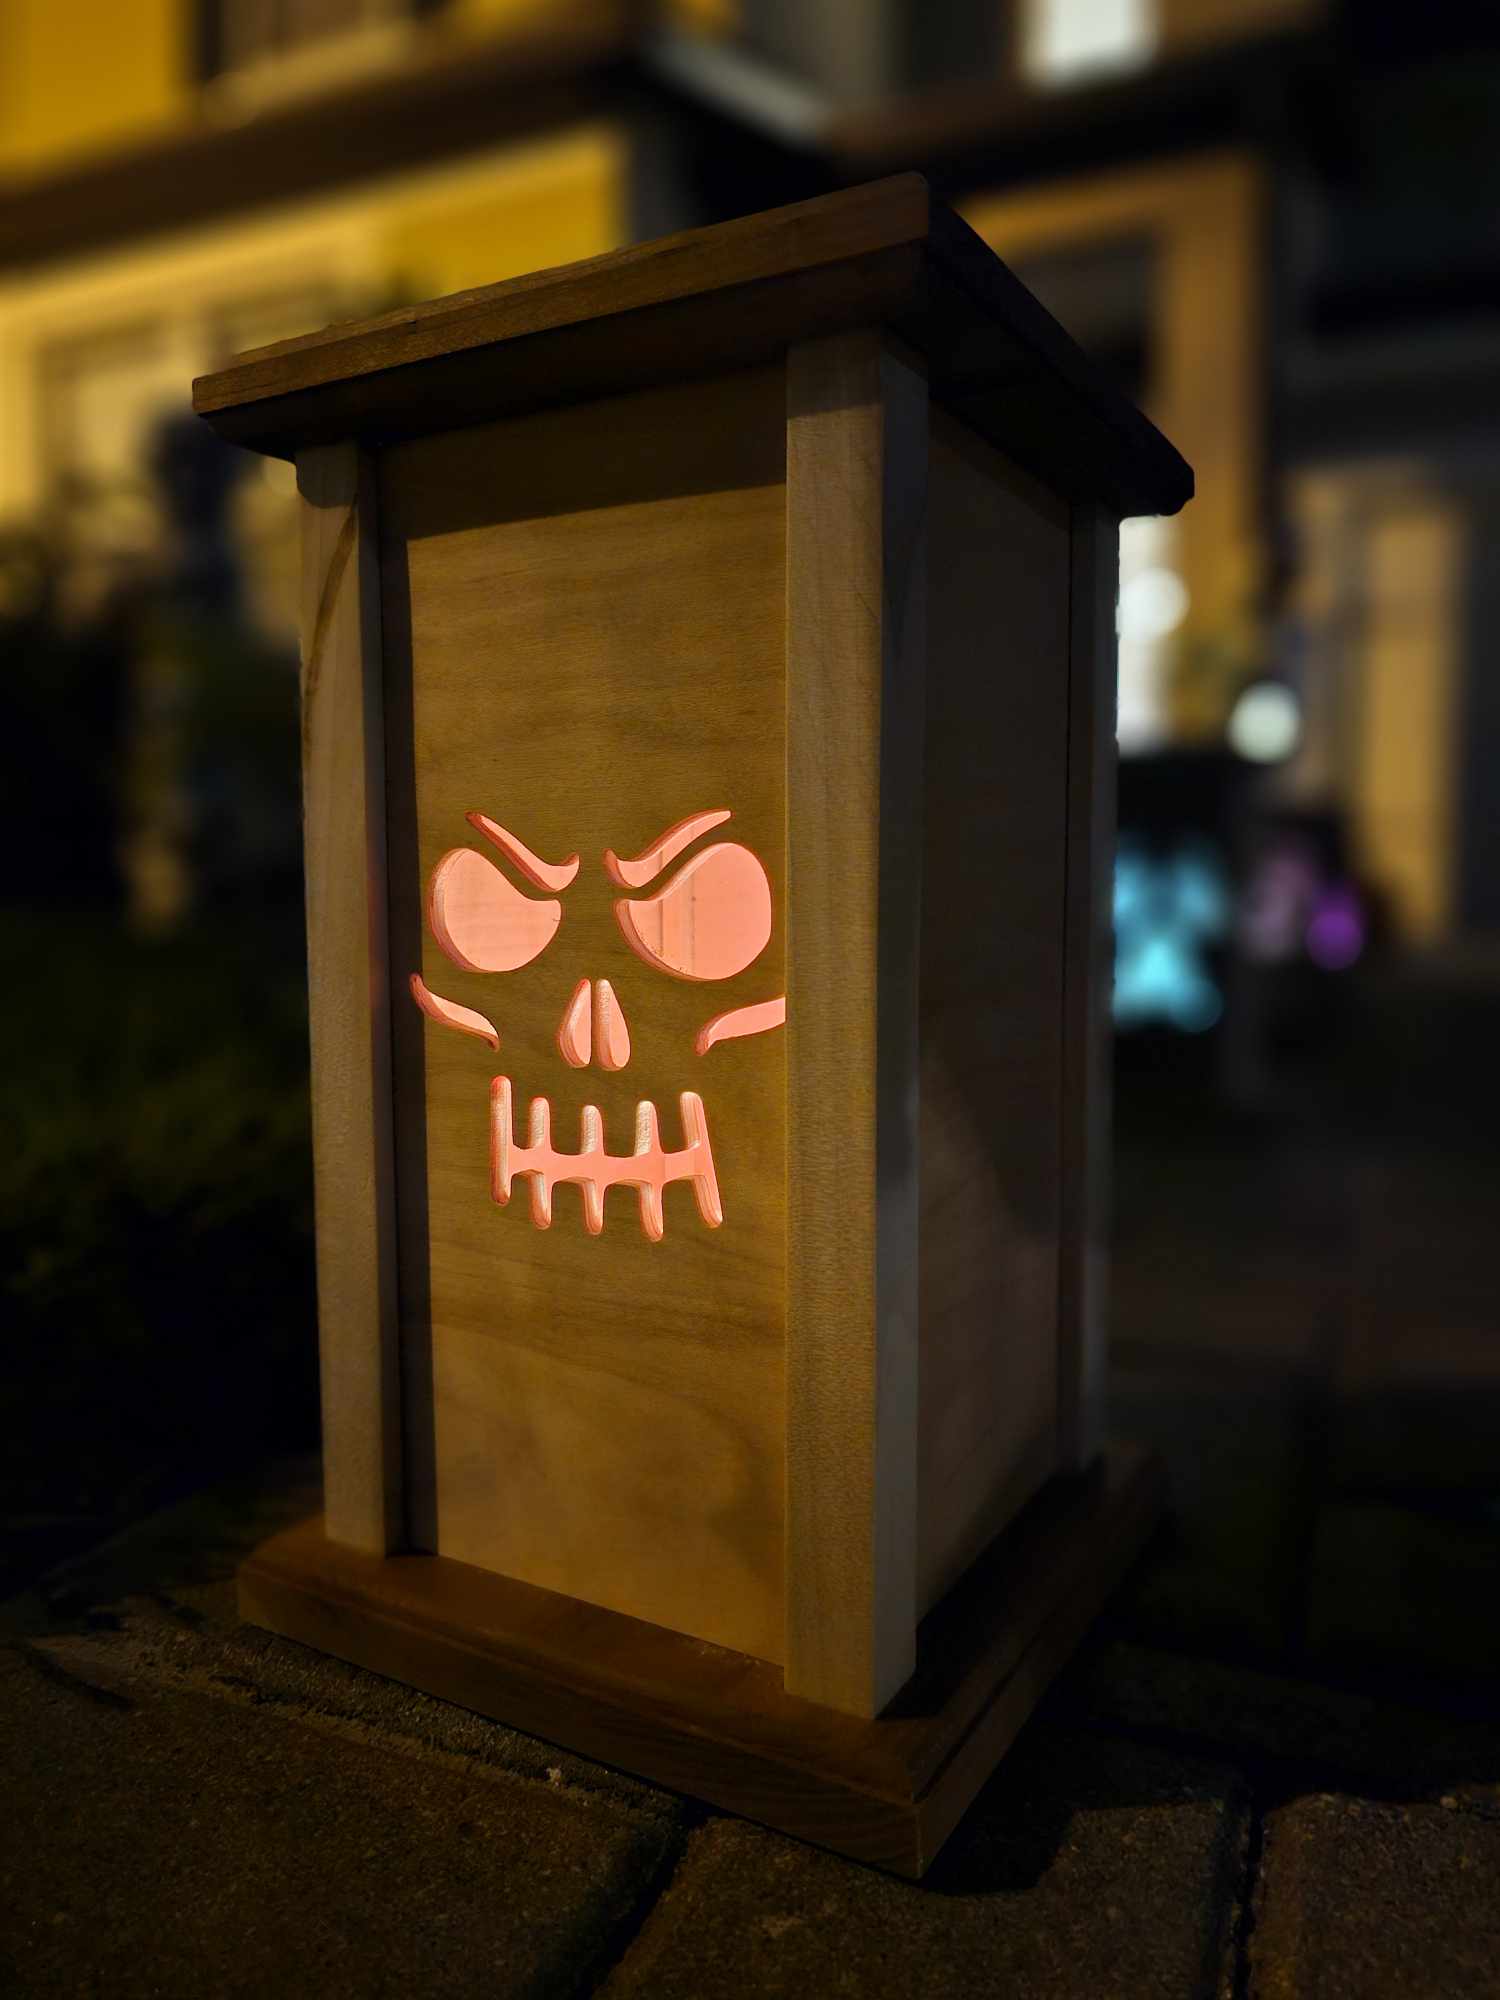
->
695, 996, 786, 1055
594, 978, 631, 1071
557, 976, 592, 1067
466, 811, 579, 892
614, 841, 773, 984
490, 1080, 721, 1241
604, 809, 731, 889
428, 847, 562, 974
410, 973, 500, 1051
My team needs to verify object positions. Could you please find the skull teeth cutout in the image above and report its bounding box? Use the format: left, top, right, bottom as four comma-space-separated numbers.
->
410, 808, 786, 1240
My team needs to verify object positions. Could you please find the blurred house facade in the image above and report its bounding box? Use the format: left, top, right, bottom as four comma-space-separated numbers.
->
0, 0, 631, 647
1, 0, 1495, 955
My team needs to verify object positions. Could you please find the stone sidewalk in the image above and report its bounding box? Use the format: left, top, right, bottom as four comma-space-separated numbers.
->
4, 1456, 1499, 1998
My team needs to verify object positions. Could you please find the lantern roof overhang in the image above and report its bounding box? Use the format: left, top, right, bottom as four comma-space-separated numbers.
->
194, 174, 1190, 519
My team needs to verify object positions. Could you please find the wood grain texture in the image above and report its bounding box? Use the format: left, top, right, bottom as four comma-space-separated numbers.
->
238, 1443, 1166, 1878
785, 333, 927, 1718
297, 443, 402, 1554
1057, 507, 1120, 1471
195, 177, 932, 428
193, 178, 1190, 523
380, 367, 788, 1663
917, 414, 1071, 1613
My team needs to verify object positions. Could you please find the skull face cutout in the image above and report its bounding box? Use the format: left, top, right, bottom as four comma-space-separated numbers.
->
409, 807, 786, 1241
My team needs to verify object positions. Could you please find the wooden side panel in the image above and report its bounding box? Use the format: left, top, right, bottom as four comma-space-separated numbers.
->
916, 414, 1070, 1614
785, 333, 927, 1717
296, 442, 402, 1554
380, 368, 788, 1664
1058, 506, 1120, 1471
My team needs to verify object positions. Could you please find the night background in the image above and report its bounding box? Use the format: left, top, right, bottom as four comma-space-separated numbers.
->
3, 2, 1499, 1992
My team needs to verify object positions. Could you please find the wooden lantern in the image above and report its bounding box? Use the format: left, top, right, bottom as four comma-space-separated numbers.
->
195, 176, 1190, 1877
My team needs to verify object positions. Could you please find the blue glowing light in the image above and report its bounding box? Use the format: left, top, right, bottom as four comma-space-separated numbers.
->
1113, 837, 1231, 1033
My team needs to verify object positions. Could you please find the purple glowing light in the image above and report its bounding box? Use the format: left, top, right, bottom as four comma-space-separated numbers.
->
1306, 889, 1365, 970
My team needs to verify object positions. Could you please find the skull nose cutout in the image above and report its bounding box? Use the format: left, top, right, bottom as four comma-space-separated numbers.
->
558, 978, 591, 1067
595, 979, 631, 1070
556, 978, 632, 1070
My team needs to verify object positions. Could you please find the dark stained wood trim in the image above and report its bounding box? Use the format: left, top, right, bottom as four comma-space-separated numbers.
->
239, 1443, 1166, 1877
896, 200, 1193, 515
194, 242, 926, 450
195, 177, 1191, 516
1055, 506, 1118, 1474
0, 7, 634, 278
195, 174, 932, 409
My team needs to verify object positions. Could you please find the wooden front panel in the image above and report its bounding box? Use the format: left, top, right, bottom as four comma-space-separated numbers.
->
380, 367, 787, 1663
917, 413, 1070, 1615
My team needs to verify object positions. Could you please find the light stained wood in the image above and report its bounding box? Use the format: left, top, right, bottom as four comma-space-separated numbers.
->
296, 442, 402, 1554
240, 1447, 1166, 1878
1057, 506, 1120, 1472
380, 366, 788, 1664
916, 414, 1071, 1611
785, 333, 927, 1718
221, 188, 1191, 1787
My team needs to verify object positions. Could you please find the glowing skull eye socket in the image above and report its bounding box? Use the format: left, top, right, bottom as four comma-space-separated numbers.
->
615, 841, 772, 983
428, 847, 562, 973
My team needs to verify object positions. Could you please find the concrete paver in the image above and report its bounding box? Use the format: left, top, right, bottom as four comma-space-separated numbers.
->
1251, 1793, 1500, 2000
1108, 1350, 1321, 1663
0, 1640, 678, 2000
1052, 1640, 1500, 1813
604, 1730, 1249, 2000
1304, 1501, 1500, 1698
7, 1434, 1500, 1999
0, 1454, 323, 1642
37, 1599, 686, 1817
5, 1458, 685, 1815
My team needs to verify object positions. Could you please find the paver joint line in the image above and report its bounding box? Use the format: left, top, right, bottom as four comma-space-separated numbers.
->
1224, 1799, 1267, 2000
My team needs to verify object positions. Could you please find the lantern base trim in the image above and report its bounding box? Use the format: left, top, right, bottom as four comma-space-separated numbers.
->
237, 1442, 1164, 1879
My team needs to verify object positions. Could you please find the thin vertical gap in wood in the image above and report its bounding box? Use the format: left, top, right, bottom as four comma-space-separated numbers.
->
1056, 505, 1119, 1472
785, 333, 926, 1718
297, 442, 403, 1553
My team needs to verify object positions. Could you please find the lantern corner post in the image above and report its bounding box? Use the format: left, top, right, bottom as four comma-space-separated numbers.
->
1057, 502, 1121, 1477
784, 331, 928, 1719
296, 440, 405, 1556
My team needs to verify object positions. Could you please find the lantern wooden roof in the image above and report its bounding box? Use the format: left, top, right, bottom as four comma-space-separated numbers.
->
194, 174, 1191, 520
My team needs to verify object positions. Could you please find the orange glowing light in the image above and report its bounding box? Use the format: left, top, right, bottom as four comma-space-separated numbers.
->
604, 809, 731, 889
615, 841, 772, 982
428, 847, 562, 973
490, 1081, 721, 1241
695, 996, 786, 1054
412, 807, 781, 1236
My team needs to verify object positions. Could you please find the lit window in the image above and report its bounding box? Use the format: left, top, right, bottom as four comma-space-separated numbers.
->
1116, 514, 1185, 755
1020, 0, 1159, 87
